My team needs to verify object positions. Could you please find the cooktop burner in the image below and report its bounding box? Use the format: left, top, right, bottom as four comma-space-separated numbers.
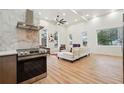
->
17, 48, 47, 57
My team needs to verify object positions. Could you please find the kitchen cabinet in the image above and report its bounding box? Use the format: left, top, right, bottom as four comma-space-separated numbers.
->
0, 54, 17, 84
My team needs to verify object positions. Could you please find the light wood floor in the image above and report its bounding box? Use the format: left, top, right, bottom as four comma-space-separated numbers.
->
34, 54, 123, 84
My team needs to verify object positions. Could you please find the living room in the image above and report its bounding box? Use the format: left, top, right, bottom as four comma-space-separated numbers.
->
38, 9, 123, 83
0, 9, 123, 84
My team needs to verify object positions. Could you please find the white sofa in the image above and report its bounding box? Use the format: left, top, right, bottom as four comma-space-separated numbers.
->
57, 47, 90, 62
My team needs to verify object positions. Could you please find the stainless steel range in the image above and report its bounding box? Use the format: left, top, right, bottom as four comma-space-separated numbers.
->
17, 48, 47, 83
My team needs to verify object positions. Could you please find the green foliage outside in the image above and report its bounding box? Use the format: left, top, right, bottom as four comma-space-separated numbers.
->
97, 29, 118, 45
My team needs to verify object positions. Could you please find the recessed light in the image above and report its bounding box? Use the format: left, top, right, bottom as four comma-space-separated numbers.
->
86, 14, 89, 17
62, 13, 66, 16
45, 17, 48, 20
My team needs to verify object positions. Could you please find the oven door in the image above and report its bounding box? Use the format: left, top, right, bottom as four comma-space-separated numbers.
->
17, 56, 47, 83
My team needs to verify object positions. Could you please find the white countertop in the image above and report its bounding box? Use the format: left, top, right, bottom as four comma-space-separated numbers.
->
0, 50, 17, 57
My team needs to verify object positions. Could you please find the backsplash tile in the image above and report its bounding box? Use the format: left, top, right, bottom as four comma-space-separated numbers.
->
0, 9, 39, 51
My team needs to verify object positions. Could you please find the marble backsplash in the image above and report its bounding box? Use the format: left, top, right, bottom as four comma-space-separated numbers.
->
0, 10, 39, 51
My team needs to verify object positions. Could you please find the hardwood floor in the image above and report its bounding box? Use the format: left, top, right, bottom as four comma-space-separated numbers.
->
34, 54, 123, 84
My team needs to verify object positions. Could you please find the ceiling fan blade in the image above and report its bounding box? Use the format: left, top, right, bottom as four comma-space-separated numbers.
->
62, 20, 67, 23
56, 15, 67, 25
56, 18, 59, 22
60, 21, 66, 24
60, 19, 64, 22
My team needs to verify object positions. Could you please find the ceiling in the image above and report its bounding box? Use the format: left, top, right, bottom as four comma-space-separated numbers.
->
34, 9, 122, 27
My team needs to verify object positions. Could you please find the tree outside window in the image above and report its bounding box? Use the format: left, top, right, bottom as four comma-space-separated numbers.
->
97, 27, 123, 46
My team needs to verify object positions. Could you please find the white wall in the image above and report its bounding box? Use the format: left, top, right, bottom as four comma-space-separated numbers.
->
67, 10, 124, 56
0, 10, 40, 51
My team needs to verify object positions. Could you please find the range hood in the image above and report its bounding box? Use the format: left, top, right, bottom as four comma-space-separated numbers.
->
17, 9, 44, 31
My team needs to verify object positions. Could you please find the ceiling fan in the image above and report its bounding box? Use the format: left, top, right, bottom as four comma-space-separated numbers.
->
56, 15, 67, 25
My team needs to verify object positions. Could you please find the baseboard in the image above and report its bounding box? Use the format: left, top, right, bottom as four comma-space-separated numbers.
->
91, 53, 123, 58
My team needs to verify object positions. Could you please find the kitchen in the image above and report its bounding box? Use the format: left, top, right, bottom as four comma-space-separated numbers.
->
0, 9, 48, 84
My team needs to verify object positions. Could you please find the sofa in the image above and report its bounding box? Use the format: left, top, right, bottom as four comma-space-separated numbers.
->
57, 45, 90, 62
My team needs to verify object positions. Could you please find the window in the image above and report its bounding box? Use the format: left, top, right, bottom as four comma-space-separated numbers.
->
97, 27, 123, 46
81, 32, 88, 47
53, 32, 58, 48
41, 29, 47, 47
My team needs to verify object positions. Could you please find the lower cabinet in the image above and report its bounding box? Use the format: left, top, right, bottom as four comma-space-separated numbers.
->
0, 55, 17, 84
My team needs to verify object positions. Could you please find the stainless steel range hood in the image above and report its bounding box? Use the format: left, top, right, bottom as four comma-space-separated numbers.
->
25, 9, 33, 25
17, 9, 44, 31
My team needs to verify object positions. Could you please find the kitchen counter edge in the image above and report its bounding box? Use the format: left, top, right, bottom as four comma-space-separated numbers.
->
0, 50, 17, 57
